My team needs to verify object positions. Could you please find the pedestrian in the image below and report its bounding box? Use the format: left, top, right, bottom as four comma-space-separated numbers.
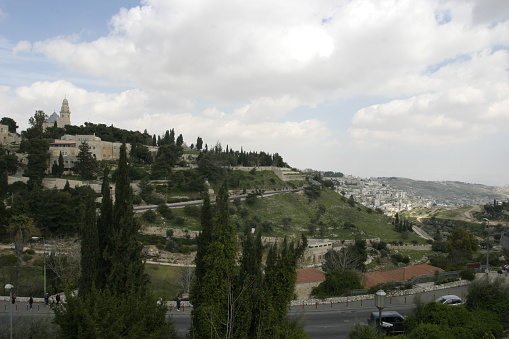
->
56, 294, 61, 306
29, 296, 34, 310
176, 295, 181, 311
44, 292, 49, 306
11, 293, 16, 304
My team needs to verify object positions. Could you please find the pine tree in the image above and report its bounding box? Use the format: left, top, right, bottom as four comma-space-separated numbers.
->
74, 141, 99, 180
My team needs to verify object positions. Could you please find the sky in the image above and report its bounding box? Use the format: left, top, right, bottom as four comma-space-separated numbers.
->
1, 0, 508, 187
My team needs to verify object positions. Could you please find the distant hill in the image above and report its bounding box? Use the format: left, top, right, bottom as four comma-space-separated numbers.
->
372, 177, 509, 206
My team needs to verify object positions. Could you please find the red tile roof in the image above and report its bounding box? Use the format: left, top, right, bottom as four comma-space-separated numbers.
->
296, 268, 326, 284
362, 264, 444, 289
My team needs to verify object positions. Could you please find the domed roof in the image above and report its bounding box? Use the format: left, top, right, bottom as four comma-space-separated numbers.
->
46, 112, 59, 122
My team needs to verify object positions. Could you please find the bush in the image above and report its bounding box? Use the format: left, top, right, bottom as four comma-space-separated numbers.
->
142, 210, 157, 223
183, 205, 200, 218
174, 217, 185, 225
0, 254, 17, 266
312, 270, 362, 298
24, 248, 35, 255
157, 204, 173, 220
132, 195, 142, 205
348, 323, 377, 339
459, 268, 476, 281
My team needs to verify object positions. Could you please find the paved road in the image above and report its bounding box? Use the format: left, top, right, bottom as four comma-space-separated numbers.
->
0, 285, 469, 338
134, 189, 303, 212
165, 284, 469, 338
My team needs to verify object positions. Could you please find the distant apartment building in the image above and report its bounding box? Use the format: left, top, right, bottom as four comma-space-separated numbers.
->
49, 134, 130, 171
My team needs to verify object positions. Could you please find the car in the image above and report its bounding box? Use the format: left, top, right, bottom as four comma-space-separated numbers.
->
435, 294, 464, 306
368, 311, 406, 336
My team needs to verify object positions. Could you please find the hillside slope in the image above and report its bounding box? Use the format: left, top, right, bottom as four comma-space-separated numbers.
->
373, 177, 509, 206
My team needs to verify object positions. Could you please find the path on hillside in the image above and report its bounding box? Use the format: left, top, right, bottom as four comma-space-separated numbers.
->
412, 225, 433, 241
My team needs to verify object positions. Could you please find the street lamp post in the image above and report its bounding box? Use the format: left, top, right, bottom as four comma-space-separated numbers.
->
32, 237, 46, 296
483, 218, 490, 276
5, 283, 14, 339
375, 289, 386, 339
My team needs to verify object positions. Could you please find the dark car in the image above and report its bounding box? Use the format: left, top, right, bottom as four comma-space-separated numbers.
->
369, 310, 406, 336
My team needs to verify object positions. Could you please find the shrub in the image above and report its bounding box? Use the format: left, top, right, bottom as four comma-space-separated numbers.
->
24, 248, 35, 255
0, 254, 17, 266
312, 270, 362, 298
174, 217, 185, 225
132, 195, 142, 205
142, 210, 157, 223
459, 268, 476, 281
157, 204, 173, 220
183, 205, 200, 218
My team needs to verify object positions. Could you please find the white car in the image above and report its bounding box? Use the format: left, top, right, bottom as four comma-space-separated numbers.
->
435, 294, 464, 306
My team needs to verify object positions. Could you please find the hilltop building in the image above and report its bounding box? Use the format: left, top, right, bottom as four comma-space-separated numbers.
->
42, 97, 71, 130
0, 124, 21, 145
49, 134, 130, 171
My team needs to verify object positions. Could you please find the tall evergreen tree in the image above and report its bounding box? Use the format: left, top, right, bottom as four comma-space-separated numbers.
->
196, 136, 203, 150
55, 144, 175, 338
191, 181, 239, 338
169, 128, 175, 145
97, 167, 113, 289
176, 134, 184, 147
58, 151, 65, 177
108, 142, 147, 295
78, 187, 99, 297
191, 180, 309, 338
74, 141, 99, 180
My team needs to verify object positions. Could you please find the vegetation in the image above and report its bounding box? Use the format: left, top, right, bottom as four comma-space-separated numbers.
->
190, 181, 309, 338
54, 143, 177, 338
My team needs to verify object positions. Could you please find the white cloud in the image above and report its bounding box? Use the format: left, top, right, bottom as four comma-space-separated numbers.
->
3, 0, 509, 185
349, 49, 509, 147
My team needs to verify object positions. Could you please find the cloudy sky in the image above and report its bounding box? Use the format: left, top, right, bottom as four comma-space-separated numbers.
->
1, 0, 508, 186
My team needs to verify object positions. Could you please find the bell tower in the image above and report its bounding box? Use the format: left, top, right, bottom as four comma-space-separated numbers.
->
58, 97, 71, 127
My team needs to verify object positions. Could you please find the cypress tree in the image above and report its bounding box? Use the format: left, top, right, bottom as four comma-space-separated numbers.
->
190, 181, 238, 338
78, 187, 99, 297
97, 167, 113, 289
108, 142, 147, 295
191, 181, 309, 338
55, 144, 175, 338
169, 128, 175, 145
58, 151, 64, 177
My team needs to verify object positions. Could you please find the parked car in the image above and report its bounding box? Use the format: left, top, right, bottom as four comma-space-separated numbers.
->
435, 294, 464, 306
368, 310, 406, 336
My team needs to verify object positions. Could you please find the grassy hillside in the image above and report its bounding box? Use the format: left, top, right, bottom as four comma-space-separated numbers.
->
139, 187, 425, 244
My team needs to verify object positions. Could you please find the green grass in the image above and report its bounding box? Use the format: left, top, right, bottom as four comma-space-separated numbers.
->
145, 264, 183, 300
139, 187, 427, 244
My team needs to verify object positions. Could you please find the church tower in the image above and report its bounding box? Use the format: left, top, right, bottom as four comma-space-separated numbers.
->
58, 97, 71, 127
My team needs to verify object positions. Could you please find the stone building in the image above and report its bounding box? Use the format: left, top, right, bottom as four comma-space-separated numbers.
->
0, 124, 21, 145
49, 134, 130, 171
42, 97, 72, 130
